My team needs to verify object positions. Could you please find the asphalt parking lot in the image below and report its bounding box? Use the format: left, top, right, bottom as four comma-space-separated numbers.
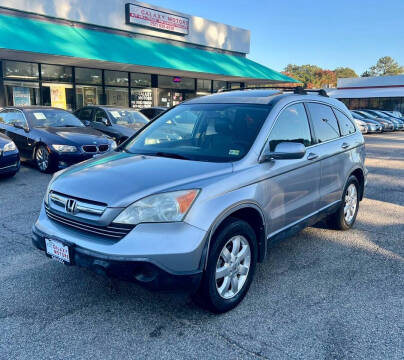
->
1, 132, 403, 360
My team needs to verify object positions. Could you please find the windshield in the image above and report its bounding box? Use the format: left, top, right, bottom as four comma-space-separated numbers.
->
352, 112, 365, 119
107, 109, 149, 125
26, 109, 85, 128
124, 103, 271, 162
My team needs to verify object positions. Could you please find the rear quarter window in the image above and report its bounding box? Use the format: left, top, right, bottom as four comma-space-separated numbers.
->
334, 109, 356, 136
306, 103, 340, 143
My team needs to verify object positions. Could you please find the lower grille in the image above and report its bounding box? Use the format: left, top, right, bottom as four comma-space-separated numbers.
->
45, 206, 134, 239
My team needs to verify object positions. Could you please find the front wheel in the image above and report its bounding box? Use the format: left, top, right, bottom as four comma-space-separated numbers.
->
35, 145, 54, 173
195, 218, 257, 313
327, 175, 360, 230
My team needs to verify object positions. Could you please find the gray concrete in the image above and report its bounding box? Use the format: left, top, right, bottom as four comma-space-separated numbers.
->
1, 132, 403, 360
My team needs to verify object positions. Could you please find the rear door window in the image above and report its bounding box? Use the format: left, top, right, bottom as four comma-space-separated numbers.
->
306, 103, 340, 143
269, 103, 312, 152
334, 109, 356, 136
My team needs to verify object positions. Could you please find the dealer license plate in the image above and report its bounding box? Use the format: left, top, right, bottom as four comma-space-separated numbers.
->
45, 239, 70, 264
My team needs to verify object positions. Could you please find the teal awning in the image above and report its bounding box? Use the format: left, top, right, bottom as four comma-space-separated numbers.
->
0, 13, 297, 82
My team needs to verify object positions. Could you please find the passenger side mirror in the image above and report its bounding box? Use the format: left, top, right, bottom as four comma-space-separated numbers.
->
12, 120, 29, 132
82, 120, 91, 126
260, 142, 306, 162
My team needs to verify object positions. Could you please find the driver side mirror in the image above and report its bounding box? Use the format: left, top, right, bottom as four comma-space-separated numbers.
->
260, 142, 306, 162
100, 117, 110, 126
12, 120, 29, 132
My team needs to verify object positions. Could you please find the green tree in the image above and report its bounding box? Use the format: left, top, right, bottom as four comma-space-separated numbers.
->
335, 67, 358, 79
366, 56, 404, 76
283, 64, 323, 87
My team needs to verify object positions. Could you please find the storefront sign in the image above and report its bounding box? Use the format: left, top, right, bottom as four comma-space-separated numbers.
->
13, 87, 31, 106
50, 84, 67, 109
131, 88, 153, 109
126, 3, 189, 35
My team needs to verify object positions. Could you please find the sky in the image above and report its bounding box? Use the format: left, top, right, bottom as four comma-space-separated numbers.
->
145, 0, 404, 75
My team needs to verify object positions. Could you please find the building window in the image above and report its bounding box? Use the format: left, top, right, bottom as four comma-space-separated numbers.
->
131, 88, 153, 109
197, 79, 211, 94
158, 75, 195, 90
41, 64, 73, 82
105, 70, 129, 87
106, 87, 129, 107
76, 85, 103, 107
131, 73, 152, 88
75, 67, 102, 85
230, 82, 242, 89
42, 83, 74, 110
3, 61, 39, 80
212, 80, 227, 92
4, 81, 40, 106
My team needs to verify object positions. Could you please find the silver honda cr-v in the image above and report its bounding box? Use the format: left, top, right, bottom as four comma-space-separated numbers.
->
32, 89, 367, 313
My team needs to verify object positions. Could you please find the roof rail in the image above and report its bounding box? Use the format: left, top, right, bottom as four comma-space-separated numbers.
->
216, 85, 329, 97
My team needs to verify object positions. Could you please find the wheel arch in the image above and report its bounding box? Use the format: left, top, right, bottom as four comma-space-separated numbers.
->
349, 167, 365, 201
202, 202, 267, 269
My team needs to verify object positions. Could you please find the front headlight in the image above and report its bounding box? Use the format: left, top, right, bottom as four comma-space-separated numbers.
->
52, 144, 78, 153
110, 141, 117, 150
114, 189, 199, 225
3, 141, 17, 152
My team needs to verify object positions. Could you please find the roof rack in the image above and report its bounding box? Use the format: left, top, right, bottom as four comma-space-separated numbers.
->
217, 85, 329, 97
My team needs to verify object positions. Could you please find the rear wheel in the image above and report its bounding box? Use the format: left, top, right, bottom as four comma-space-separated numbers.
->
35, 145, 54, 173
327, 175, 360, 230
195, 218, 257, 313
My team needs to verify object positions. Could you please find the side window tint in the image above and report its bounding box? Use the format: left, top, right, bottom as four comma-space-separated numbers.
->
79, 108, 93, 121
8, 111, 26, 126
0, 110, 8, 124
334, 109, 356, 136
94, 109, 107, 123
269, 103, 312, 152
307, 103, 340, 143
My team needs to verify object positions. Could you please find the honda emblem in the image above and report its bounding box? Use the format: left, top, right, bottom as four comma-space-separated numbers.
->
65, 199, 77, 214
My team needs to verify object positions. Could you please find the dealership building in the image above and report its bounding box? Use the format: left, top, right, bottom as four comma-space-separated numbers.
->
327, 75, 404, 114
0, 0, 295, 111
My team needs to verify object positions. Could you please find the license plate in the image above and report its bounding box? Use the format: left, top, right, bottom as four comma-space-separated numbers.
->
45, 238, 70, 264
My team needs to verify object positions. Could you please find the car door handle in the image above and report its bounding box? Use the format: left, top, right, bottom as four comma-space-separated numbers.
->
341, 142, 350, 149
307, 152, 319, 160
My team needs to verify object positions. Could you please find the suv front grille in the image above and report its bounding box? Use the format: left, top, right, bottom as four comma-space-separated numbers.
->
82, 144, 109, 153
45, 206, 134, 239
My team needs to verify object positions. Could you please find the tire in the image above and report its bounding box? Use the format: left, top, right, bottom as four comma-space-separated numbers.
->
195, 218, 258, 313
35, 145, 54, 173
327, 175, 360, 230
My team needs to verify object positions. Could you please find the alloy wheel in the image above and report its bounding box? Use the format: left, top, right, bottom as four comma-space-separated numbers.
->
215, 235, 251, 299
36, 146, 49, 171
344, 183, 358, 223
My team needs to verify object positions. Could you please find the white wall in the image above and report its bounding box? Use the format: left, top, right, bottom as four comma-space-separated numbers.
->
338, 75, 404, 88
0, 0, 250, 54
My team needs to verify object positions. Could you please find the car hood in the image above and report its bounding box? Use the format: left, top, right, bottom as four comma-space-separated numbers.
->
112, 124, 139, 137
51, 151, 233, 207
36, 127, 111, 145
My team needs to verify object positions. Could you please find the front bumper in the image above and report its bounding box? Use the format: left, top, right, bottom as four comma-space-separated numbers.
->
32, 204, 207, 290
0, 150, 20, 174
50, 151, 101, 169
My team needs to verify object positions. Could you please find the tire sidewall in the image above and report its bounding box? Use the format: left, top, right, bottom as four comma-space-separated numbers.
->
203, 219, 258, 313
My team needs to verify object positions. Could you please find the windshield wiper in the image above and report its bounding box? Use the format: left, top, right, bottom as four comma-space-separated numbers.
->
153, 152, 190, 160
